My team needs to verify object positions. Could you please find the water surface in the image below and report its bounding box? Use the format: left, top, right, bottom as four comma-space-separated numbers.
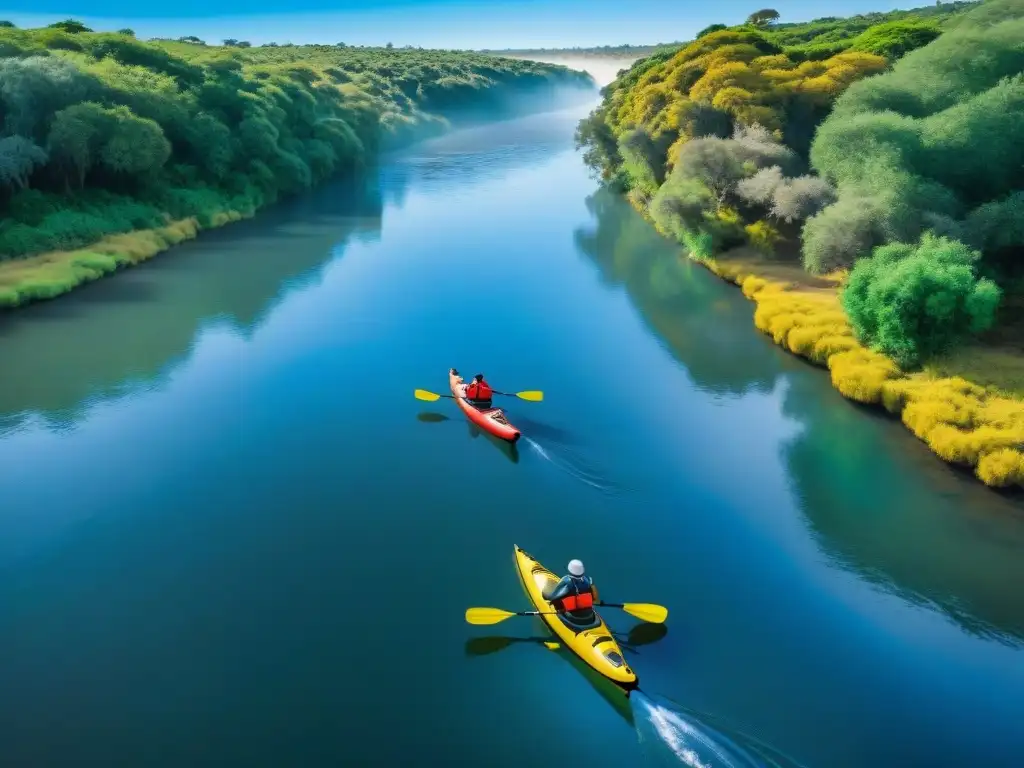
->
1, 104, 1023, 767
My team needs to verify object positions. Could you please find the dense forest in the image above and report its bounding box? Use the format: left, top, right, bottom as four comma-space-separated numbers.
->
577, 0, 1023, 362
576, 0, 1024, 487
0, 20, 594, 305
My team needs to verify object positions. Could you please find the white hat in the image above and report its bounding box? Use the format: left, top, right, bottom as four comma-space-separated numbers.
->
568, 559, 585, 576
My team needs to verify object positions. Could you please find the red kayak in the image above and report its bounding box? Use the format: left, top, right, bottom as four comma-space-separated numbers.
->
449, 370, 521, 443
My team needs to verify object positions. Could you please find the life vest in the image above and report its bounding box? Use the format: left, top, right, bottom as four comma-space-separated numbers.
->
555, 580, 594, 612
466, 381, 493, 400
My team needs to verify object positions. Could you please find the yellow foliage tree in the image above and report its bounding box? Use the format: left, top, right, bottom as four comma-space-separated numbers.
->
703, 43, 770, 68
751, 54, 793, 71
689, 61, 767, 103
711, 85, 756, 111
605, 28, 889, 193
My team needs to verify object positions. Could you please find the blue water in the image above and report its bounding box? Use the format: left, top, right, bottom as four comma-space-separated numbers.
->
1, 102, 1022, 767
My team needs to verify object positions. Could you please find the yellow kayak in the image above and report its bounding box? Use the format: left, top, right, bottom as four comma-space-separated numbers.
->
513, 544, 638, 693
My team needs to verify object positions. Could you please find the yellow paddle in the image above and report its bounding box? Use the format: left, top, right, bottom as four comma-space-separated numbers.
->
465, 608, 551, 624
598, 602, 669, 624
465, 602, 668, 625
494, 389, 544, 402
415, 389, 544, 403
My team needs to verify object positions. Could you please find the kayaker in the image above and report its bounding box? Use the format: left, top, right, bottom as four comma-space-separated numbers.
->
464, 373, 494, 409
544, 559, 599, 627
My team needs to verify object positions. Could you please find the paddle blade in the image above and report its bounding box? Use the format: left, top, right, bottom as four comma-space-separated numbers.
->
414, 389, 441, 402
516, 390, 544, 402
621, 603, 668, 623
543, 642, 560, 650
465, 607, 517, 625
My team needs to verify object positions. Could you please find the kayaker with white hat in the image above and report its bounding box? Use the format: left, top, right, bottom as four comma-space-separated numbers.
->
543, 559, 599, 627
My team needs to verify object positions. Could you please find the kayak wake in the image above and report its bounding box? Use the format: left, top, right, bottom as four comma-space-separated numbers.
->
523, 436, 626, 495
630, 692, 802, 768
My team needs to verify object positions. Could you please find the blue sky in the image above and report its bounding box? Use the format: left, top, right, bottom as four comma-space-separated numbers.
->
4, 0, 915, 49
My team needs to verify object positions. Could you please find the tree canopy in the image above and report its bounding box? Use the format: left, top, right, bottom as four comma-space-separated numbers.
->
747, 9, 781, 27
575, 0, 1024, 363
0, 24, 594, 261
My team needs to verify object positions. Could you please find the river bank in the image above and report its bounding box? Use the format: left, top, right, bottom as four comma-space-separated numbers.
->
0, 25, 596, 309
0, 97, 595, 310
571, 0, 1024, 494
0, 214, 229, 308
698, 247, 1024, 491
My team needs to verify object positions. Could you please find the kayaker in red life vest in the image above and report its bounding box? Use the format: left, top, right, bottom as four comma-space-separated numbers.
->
464, 373, 494, 409
543, 559, 600, 627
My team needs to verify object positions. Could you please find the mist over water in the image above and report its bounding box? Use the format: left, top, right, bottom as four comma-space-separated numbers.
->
499, 55, 640, 86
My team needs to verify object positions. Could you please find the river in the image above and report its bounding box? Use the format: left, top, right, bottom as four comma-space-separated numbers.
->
1, 102, 1023, 767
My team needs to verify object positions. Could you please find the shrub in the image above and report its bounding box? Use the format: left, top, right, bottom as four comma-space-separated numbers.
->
746, 219, 782, 252
801, 195, 879, 272
737, 166, 836, 222
618, 127, 663, 194
963, 191, 1024, 266
849, 21, 941, 59
673, 136, 745, 201
736, 165, 783, 205
841, 233, 1002, 366
770, 174, 836, 222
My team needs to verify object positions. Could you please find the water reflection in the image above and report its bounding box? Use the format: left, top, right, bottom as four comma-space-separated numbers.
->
467, 422, 520, 464
464, 633, 637, 727
574, 188, 1024, 644
0, 175, 386, 435
780, 372, 1024, 643
573, 190, 782, 397
0, 106, 597, 438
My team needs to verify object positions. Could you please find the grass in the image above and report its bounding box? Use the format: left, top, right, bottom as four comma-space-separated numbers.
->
0, 212, 250, 308
703, 246, 1024, 490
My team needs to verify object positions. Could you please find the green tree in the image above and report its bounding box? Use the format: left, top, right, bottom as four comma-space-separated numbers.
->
674, 137, 745, 202
100, 107, 172, 175
0, 56, 95, 138
617, 127, 663, 195
841, 233, 1002, 366
963, 191, 1024, 268
186, 112, 235, 179
849, 21, 941, 59
0, 27, 597, 265
746, 9, 780, 27
47, 101, 112, 188
47, 19, 92, 34
117, 28, 136, 37
0, 135, 48, 191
